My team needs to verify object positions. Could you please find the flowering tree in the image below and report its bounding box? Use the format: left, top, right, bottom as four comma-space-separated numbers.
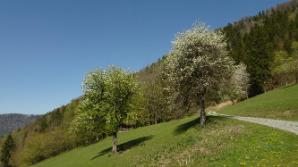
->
229, 63, 250, 102
71, 66, 138, 153
165, 23, 234, 126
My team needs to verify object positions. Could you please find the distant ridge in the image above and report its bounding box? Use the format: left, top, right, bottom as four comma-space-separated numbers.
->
3, 0, 298, 166
0, 113, 39, 137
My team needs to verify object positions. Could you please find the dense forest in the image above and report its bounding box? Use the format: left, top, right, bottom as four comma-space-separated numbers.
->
1, 1, 298, 166
222, 0, 298, 96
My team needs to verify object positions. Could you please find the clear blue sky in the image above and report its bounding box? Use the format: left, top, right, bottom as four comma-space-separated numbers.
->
0, 0, 287, 115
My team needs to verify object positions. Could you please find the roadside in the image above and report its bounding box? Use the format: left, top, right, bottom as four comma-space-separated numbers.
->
209, 112, 298, 135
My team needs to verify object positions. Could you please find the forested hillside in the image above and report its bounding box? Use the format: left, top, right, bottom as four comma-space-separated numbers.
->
1, 1, 298, 166
140, 0, 298, 97
222, 0, 298, 96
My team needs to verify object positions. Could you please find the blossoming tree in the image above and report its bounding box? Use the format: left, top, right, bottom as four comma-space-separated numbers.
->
165, 23, 235, 126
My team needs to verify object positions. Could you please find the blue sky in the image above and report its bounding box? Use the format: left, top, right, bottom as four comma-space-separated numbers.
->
0, 0, 287, 115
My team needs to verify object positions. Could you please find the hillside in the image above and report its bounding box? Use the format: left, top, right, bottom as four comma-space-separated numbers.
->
31, 115, 298, 167
218, 84, 298, 120
0, 114, 39, 137
2, 1, 298, 166
142, 0, 298, 97
0, 62, 173, 167
222, 0, 298, 96
2, 99, 81, 166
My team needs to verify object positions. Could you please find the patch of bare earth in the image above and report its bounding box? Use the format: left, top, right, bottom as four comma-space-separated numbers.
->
207, 101, 233, 112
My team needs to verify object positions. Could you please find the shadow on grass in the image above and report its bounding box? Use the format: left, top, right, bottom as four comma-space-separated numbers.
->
174, 117, 200, 135
90, 135, 153, 160
173, 115, 227, 135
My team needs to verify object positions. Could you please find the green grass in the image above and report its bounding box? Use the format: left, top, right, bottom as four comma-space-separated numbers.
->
219, 84, 298, 120
31, 115, 298, 167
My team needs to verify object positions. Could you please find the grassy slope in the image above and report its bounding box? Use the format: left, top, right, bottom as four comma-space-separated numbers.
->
31, 115, 298, 167
219, 84, 298, 120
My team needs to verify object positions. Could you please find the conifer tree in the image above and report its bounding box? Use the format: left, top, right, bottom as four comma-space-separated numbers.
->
0, 135, 14, 167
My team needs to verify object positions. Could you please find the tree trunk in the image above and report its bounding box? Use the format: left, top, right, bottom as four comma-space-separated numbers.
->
112, 132, 117, 153
246, 86, 249, 99
199, 89, 206, 127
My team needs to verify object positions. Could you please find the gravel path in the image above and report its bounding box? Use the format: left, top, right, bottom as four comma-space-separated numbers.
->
209, 112, 298, 135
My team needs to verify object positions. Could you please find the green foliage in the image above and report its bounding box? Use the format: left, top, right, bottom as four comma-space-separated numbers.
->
245, 25, 273, 95
222, 2, 298, 95
142, 76, 169, 124
289, 42, 298, 83
0, 135, 14, 167
1, 98, 81, 166
288, 57, 298, 83
48, 108, 64, 127
103, 67, 138, 132
35, 116, 48, 132
20, 130, 76, 166
270, 43, 298, 86
70, 66, 138, 144
123, 89, 145, 127
272, 50, 289, 75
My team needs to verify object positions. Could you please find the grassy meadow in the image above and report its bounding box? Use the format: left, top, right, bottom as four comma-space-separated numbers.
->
30, 115, 298, 167
219, 84, 298, 120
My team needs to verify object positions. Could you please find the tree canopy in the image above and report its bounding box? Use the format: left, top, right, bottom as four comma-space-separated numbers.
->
71, 66, 138, 152
165, 23, 235, 126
